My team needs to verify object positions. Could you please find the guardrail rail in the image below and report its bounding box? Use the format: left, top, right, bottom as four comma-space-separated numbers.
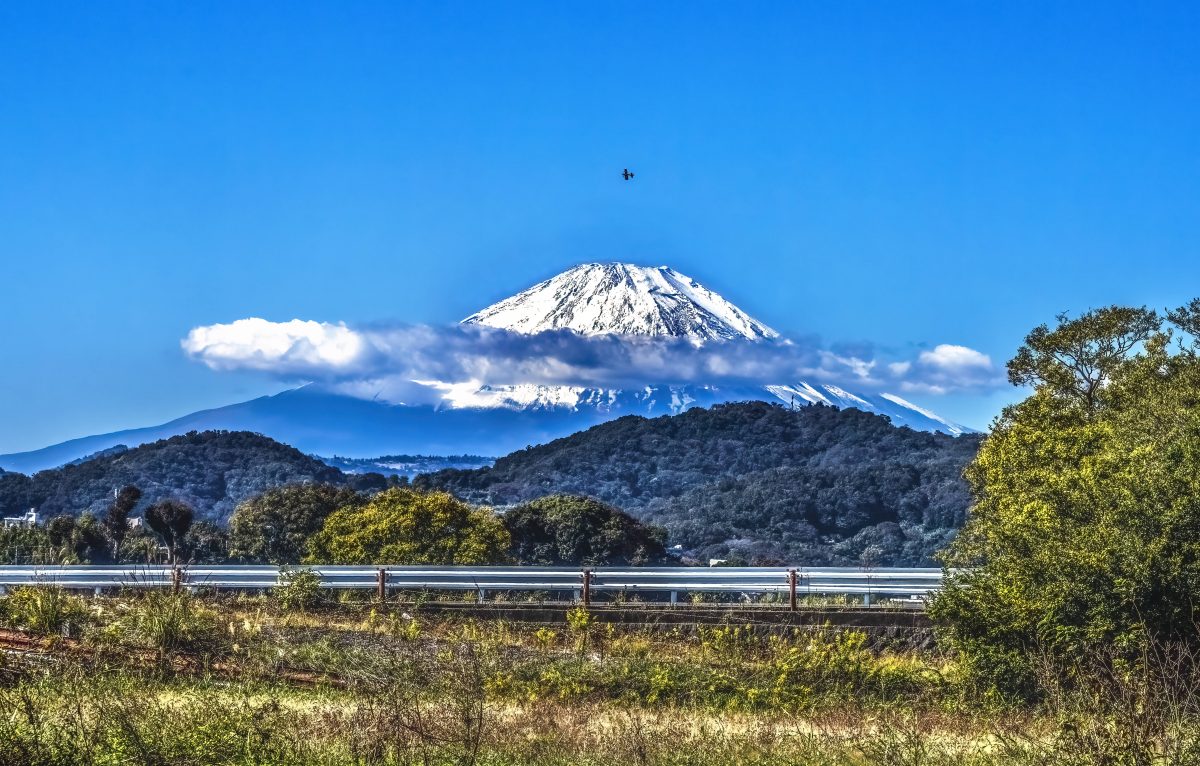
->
0, 565, 945, 607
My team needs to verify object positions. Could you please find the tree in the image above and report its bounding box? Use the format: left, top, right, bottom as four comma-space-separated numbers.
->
503, 495, 667, 566
229, 484, 363, 564
931, 303, 1200, 696
306, 488, 509, 565
0, 524, 56, 564
144, 499, 194, 565
188, 521, 230, 564
102, 485, 142, 562
1007, 306, 1159, 413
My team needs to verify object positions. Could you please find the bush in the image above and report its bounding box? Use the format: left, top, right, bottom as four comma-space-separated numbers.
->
276, 568, 322, 611
116, 591, 225, 655
1, 586, 91, 637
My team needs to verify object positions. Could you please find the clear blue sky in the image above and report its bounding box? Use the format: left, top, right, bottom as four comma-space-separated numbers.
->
2, 2, 1198, 453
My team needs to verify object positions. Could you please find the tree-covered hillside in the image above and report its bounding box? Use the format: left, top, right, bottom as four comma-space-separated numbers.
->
418, 402, 982, 565
0, 431, 353, 523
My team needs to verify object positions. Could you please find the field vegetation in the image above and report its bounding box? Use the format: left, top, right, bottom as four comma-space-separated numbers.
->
2, 587, 1198, 765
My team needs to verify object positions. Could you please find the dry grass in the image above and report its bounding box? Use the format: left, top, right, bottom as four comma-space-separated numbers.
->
3, 592, 1200, 765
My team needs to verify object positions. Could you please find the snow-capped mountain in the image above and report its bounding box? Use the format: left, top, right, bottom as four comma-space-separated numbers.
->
463, 263, 778, 342
455, 263, 970, 435
0, 262, 972, 474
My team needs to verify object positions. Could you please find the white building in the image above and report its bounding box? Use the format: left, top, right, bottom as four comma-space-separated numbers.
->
3, 509, 39, 528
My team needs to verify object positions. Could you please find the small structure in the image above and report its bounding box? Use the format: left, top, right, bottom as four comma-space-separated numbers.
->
3, 509, 39, 528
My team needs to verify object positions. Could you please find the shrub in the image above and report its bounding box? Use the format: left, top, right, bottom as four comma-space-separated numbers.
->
276, 568, 322, 611
1, 586, 91, 637
116, 591, 224, 655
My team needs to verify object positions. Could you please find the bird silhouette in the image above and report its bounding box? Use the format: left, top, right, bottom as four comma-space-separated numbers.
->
622, 169, 635, 181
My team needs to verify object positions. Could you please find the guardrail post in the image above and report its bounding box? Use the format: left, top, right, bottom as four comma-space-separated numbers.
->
376, 568, 387, 602
171, 566, 182, 596
670, 590, 678, 605
581, 569, 593, 607
788, 568, 797, 611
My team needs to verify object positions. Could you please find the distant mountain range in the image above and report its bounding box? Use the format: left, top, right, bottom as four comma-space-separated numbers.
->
0, 262, 972, 473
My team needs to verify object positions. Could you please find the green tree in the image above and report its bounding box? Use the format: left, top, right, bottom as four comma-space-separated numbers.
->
229, 484, 362, 563
306, 487, 509, 565
45, 515, 82, 562
144, 499, 194, 565
37, 513, 109, 564
504, 494, 667, 565
931, 303, 1200, 696
102, 485, 142, 562
0, 524, 55, 564
188, 521, 230, 563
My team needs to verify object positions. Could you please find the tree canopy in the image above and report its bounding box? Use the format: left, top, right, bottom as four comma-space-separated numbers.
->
145, 499, 194, 565
102, 485, 142, 562
305, 487, 509, 565
931, 302, 1200, 695
503, 494, 668, 566
229, 484, 364, 564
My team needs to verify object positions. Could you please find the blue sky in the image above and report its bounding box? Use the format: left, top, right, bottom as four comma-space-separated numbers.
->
2, 2, 1198, 453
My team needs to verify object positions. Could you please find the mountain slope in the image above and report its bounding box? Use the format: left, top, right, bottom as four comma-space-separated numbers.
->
0, 430, 349, 524
464, 263, 778, 341
418, 401, 983, 566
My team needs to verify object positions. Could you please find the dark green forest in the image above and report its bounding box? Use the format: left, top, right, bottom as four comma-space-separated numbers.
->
419, 402, 982, 565
0, 405, 981, 566
0, 431, 372, 524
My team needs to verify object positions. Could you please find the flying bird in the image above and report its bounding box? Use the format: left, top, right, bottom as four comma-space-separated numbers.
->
622, 168, 635, 181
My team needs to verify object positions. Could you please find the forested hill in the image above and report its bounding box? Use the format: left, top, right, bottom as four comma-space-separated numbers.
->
0, 431, 352, 523
418, 402, 983, 566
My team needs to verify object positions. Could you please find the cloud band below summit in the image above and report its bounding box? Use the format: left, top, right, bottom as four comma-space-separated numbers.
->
182, 318, 1001, 398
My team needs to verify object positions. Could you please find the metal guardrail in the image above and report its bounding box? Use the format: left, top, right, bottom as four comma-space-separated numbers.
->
0, 565, 944, 606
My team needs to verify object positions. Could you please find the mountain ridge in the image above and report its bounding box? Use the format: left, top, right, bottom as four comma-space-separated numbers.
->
0, 430, 352, 524
418, 400, 982, 566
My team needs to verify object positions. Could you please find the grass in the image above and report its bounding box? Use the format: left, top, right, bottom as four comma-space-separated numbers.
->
0, 590, 1197, 765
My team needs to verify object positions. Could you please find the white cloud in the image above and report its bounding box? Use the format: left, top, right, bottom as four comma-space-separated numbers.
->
181, 318, 1005, 401
918, 344, 993, 371
182, 318, 365, 372
820, 352, 876, 380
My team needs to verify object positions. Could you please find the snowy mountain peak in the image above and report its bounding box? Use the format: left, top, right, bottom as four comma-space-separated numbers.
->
462, 262, 779, 342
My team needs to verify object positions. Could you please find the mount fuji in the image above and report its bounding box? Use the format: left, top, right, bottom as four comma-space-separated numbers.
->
0, 263, 971, 474
463, 262, 779, 342
449, 263, 968, 433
